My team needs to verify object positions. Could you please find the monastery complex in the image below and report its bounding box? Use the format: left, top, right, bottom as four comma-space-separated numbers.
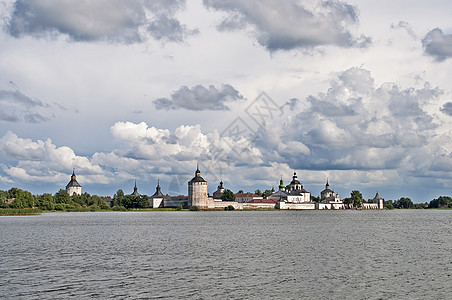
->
66, 166, 383, 210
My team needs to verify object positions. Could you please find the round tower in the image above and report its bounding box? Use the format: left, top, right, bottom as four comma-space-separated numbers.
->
188, 165, 208, 208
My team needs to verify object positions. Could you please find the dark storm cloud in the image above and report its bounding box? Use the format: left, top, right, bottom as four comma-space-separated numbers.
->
24, 113, 50, 123
154, 84, 243, 111
440, 102, 452, 116
422, 28, 452, 61
6, 0, 195, 43
0, 111, 19, 122
0, 89, 53, 123
203, 0, 371, 52
0, 90, 47, 107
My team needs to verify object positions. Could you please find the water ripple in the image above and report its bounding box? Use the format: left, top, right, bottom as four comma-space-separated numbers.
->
1, 210, 452, 299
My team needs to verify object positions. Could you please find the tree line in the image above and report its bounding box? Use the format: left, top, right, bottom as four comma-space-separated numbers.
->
111, 189, 149, 210
0, 188, 110, 211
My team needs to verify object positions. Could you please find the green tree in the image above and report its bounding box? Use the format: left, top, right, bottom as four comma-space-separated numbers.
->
428, 196, 452, 208
350, 190, 363, 208
121, 195, 133, 209
262, 189, 272, 199
71, 194, 83, 206
36, 193, 54, 210
137, 195, 149, 208
393, 197, 414, 209
413, 202, 427, 209
0, 193, 8, 208
311, 195, 320, 203
71, 192, 92, 207
99, 197, 111, 210
121, 194, 149, 209
112, 189, 125, 207
9, 189, 35, 208
384, 200, 393, 209
221, 189, 236, 202
7, 187, 20, 199
54, 189, 72, 204
0, 190, 7, 203
89, 195, 104, 207
343, 197, 352, 205
237, 190, 244, 194
224, 205, 235, 211
254, 189, 262, 196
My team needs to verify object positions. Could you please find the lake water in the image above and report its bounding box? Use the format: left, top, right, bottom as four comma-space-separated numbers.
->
1, 210, 451, 299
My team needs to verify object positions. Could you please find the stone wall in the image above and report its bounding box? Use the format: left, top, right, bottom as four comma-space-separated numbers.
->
164, 197, 189, 208
362, 202, 380, 209
276, 202, 316, 210
317, 203, 346, 209
242, 202, 276, 209
210, 201, 276, 210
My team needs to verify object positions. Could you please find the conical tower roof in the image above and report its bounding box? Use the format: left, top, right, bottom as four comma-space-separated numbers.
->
66, 168, 81, 189
189, 164, 206, 183
131, 180, 140, 196
151, 180, 164, 198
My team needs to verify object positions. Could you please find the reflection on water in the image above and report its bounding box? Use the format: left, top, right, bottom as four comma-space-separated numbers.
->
1, 210, 451, 299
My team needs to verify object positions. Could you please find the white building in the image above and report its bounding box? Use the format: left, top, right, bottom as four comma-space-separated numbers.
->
362, 192, 384, 209
269, 172, 315, 209
149, 180, 165, 208
284, 172, 311, 203
318, 180, 345, 209
66, 169, 82, 196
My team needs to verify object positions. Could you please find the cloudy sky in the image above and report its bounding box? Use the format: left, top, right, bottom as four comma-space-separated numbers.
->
1, 0, 452, 202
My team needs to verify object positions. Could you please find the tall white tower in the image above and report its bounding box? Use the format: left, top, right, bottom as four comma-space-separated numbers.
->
188, 165, 208, 208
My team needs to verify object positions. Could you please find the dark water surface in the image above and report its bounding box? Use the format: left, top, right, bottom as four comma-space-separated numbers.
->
1, 210, 451, 299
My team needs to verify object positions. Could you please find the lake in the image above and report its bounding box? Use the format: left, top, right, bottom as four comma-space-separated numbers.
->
1, 210, 451, 299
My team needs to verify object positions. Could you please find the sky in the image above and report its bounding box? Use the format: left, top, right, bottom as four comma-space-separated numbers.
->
1, 0, 452, 203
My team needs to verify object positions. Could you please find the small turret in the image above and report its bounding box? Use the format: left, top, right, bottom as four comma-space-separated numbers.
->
195, 163, 201, 177
278, 175, 285, 190
151, 180, 164, 198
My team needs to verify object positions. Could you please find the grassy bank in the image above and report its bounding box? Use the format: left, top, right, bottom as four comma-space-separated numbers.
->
0, 208, 43, 216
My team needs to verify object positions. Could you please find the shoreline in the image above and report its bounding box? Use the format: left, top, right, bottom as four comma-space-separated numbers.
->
2, 207, 451, 216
